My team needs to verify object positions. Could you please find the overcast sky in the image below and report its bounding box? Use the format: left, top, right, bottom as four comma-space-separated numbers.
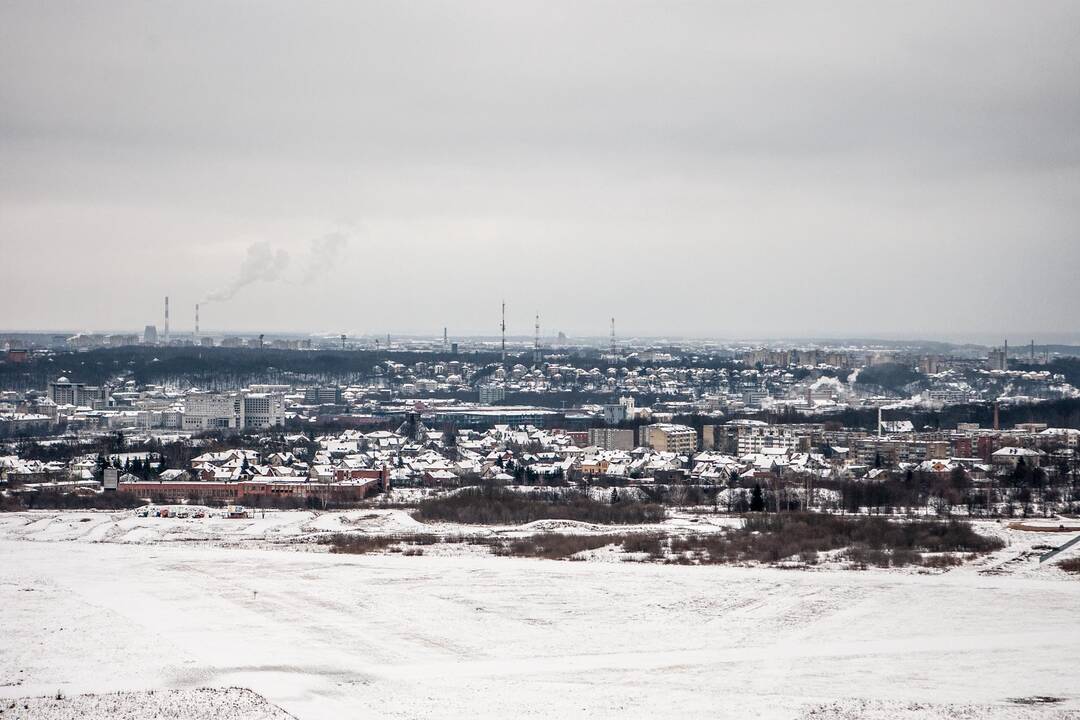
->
1, 1, 1078, 341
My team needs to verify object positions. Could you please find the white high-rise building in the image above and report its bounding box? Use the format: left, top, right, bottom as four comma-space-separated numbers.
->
182, 392, 238, 431
182, 391, 285, 431
240, 393, 285, 429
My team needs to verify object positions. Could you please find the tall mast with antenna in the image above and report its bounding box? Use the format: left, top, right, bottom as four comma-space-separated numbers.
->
501, 301, 507, 364
534, 313, 541, 365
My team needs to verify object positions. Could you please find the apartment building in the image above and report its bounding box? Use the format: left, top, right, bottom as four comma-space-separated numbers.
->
182, 392, 239, 431
47, 377, 108, 408
304, 386, 343, 404
587, 428, 634, 451
639, 423, 697, 454
717, 421, 815, 456
240, 393, 285, 430
854, 438, 951, 467
478, 385, 506, 404
47, 377, 85, 406
182, 391, 285, 431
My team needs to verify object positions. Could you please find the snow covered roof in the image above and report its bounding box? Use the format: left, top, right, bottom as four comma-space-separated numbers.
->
992, 447, 1044, 457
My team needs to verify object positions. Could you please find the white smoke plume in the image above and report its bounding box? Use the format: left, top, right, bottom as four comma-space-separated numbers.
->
303, 232, 350, 282
203, 241, 290, 304
203, 232, 352, 303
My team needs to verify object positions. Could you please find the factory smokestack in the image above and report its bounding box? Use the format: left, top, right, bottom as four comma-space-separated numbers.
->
194, 304, 200, 344
164, 296, 170, 344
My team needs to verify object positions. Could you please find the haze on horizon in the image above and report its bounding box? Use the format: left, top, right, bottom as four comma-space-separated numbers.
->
2, 1, 1078, 341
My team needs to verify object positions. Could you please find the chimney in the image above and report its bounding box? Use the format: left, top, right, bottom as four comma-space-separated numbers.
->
164, 296, 170, 344
993, 402, 1000, 431
194, 304, 200, 344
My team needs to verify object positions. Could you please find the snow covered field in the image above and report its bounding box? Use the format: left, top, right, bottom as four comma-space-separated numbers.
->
2, 513, 1079, 719
0, 507, 737, 548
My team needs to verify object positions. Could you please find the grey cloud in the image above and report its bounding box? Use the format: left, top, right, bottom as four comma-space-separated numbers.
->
0, 1, 1078, 338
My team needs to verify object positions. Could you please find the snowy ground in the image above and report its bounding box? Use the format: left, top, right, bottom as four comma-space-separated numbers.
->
0, 506, 737, 549
0, 508, 1077, 573
2, 516, 1079, 719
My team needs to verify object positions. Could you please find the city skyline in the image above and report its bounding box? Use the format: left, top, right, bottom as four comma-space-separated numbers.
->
5, 4, 1080, 719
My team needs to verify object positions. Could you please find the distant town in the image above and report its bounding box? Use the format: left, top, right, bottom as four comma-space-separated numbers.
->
2, 301, 1078, 518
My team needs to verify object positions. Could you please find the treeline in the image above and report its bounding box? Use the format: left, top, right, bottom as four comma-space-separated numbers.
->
316, 513, 1004, 567
759, 398, 1080, 431
0, 347, 506, 390
10, 434, 195, 471
1, 491, 147, 511
414, 484, 666, 525
673, 513, 1003, 566
1012, 358, 1080, 387
853, 362, 925, 393
0, 346, 745, 392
